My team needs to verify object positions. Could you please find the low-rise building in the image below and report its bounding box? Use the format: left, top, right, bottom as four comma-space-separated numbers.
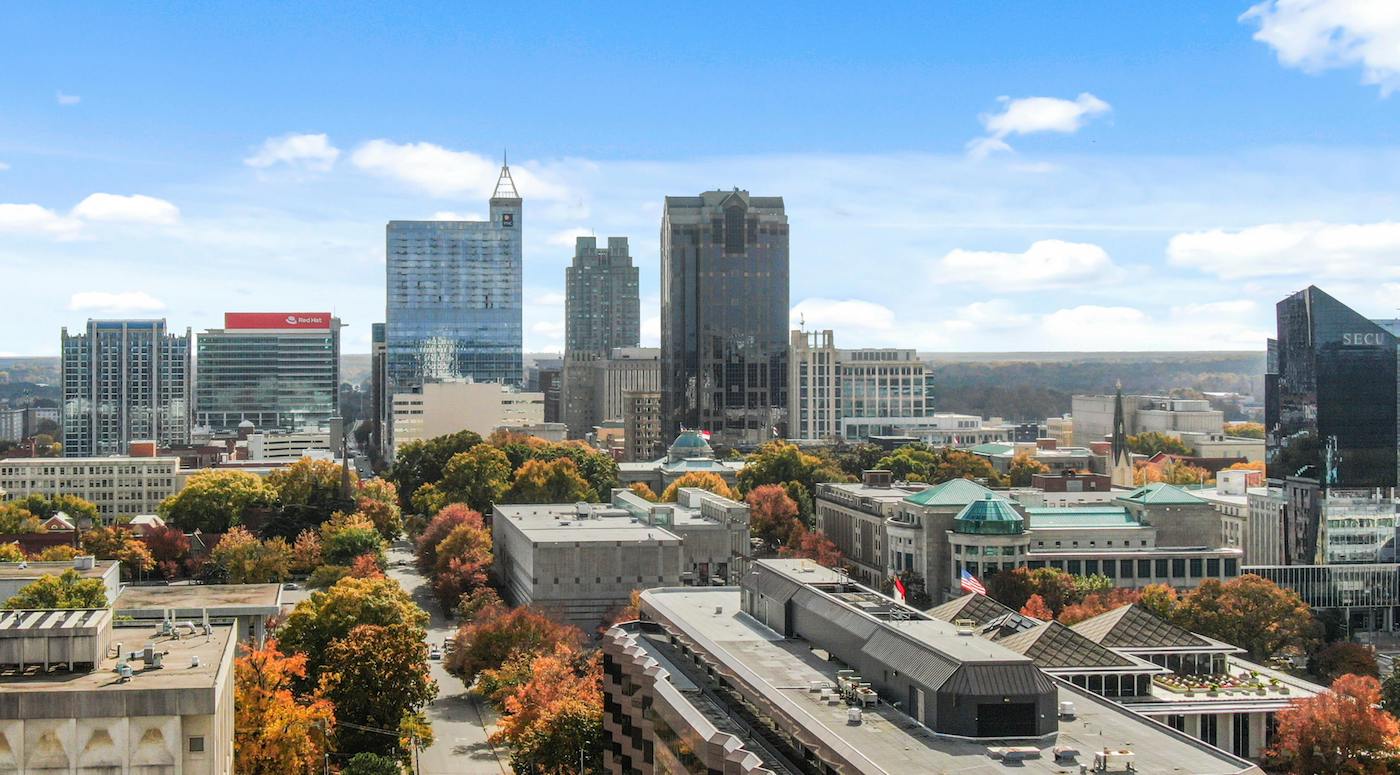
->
561, 347, 659, 440
0, 608, 236, 774
0, 455, 182, 522
1245, 485, 1285, 565
391, 380, 544, 456
0, 558, 121, 606
617, 430, 744, 496
602, 560, 1263, 774
968, 438, 1095, 475
0, 406, 59, 443
492, 487, 749, 630
1074, 394, 1225, 446
114, 583, 283, 646
814, 471, 926, 585
243, 429, 332, 460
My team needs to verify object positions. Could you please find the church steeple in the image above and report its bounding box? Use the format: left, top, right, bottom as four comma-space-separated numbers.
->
1110, 381, 1134, 487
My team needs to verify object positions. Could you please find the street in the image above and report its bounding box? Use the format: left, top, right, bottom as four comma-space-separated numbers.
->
281, 542, 512, 774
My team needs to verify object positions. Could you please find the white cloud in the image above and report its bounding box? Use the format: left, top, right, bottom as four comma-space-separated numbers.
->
244, 133, 340, 172
1242, 0, 1400, 94
968, 93, 1111, 158
548, 227, 593, 247
0, 204, 78, 235
71, 193, 180, 225
56, 91, 80, 106
936, 239, 1117, 290
67, 291, 166, 312
0, 162, 9, 172
943, 300, 1036, 333
1167, 220, 1400, 279
350, 140, 569, 200
641, 315, 660, 347
790, 298, 896, 332
429, 211, 485, 221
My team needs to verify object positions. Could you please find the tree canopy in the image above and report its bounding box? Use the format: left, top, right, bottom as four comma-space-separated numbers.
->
438, 444, 513, 513
208, 527, 292, 584
4, 569, 108, 609
660, 471, 737, 503
159, 469, 276, 533
875, 444, 1005, 486
446, 605, 582, 687
1173, 575, 1319, 661
489, 646, 603, 775
504, 458, 596, 504
234, 642, 335, 775
746, 484, 801, 553
318, 623, 437, 759
1265, 674, 1400, 774
277, 576, 429, 689
12, 493, 100, 525
1126, 431, 1190, 457
387, 430, 484, 510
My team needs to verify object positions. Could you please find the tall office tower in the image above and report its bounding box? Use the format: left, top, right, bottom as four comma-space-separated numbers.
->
565, 236, 640, 354
385, 162, 523, 398
661, 190, 789, 447
370, 322, 387, 458
195, 312, 342, 433
1266, 285, 1400, 564
61, 319, 191, 457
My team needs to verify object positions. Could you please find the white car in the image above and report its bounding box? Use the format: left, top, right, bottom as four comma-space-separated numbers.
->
429, 645, 442, 660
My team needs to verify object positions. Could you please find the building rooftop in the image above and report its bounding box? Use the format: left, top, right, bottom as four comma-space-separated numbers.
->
115, 583, 283, 616
902, 478, 1007, 507
1072, 605, 1238, 653
1024, 506, 1142, 528
1117, 483, 1208, 506
493, 502, 684, 545
0, 560, 117, 582
643, 586, 1260, 775
953, 493, 1025, 535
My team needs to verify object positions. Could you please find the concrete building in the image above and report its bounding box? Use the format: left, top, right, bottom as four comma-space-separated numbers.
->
385, 162, 523, 404
0, 559, 121, 607
243, 429, 331, 460
62, 319, 192, 457
1044, 414, 1073, 446
968, 439, 1096, 476
621, 391, 662, 462
114, 583, 282, 646
562, 348, 659, 440
617, 430, 744, 496
787, 329, 934, 442
194, 312, 341, 433
661, 190, 788, 447
602, 561, 1262, 775
492, 487, 750, 631
813, 471, 926, 585
929, 594, 1323, 761
1245, 485, 1286, 566
0, 455, 181, 522
390, 380, 543, 455
565, 236, 639, 356
0, 608, 236, 774
535, 358, 563, 424
0, 406, 59, 443
1074, 393, 1225, 447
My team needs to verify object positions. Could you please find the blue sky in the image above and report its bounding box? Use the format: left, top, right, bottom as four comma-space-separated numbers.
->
4, 1, 1400, 355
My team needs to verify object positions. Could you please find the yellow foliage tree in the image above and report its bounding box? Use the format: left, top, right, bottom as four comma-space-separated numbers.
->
660, 472, 736, 502
234, 643, 335, 775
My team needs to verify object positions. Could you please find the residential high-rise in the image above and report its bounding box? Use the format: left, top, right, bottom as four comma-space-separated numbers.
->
565, 236, 639, 354
787, 329, 934, 442
661, 190, 788, 447
384, 163, 523, 400
195, 312, 341, 433
61, 319, 191, 456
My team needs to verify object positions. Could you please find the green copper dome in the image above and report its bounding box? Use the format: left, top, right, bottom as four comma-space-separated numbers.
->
667, 430, 715, 462
953, 493, 1025, 535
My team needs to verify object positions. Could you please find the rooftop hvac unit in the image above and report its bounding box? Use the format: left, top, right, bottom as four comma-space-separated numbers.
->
1059, 701, 1077, 719
846, 707, 862, 725
73, 555, 95, 571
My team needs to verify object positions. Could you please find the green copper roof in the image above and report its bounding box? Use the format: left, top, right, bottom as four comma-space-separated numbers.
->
1024, 506, 1140, 528
903, 477, 1006, 507
954, 493, 1025, 534
667, 430, 714, 462
1117, 482, 1207, 506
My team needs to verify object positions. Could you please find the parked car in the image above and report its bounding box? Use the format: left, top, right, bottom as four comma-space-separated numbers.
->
283, 582, 299, 590
429, 645, 442, 660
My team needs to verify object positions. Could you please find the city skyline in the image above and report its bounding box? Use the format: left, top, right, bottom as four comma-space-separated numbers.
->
6, 2, 1400, 357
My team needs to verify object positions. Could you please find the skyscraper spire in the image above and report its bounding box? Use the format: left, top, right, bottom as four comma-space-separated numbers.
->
492, 151, 520, 200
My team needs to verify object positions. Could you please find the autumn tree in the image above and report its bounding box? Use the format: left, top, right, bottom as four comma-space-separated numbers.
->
355, 478, 404, 540
1136, 459, 1212, 486
1058, 588, 1144, 626
446, 606, 583, 687
13, 493, 100, 525
208, 527, 292, 584
746, 484, 801, 553
265, 457, 355, 537
32, 544, 80, 561
159, 469, 276, 532
626, 482, 659, 502
415, 504, 484, 576
875, 444, 1005, 486
234, 643, 335, 775
778, 525, 844, 568
319, 511, 386, 567
516, 441, 620, 501
1224, 422, 1265, 439
277, 576, 429, 689
661, 471, 737, 503
4, 569, 107, 609
1265, 674, 1400, 774
1007, 451, 1049, 487
489, 647, 603, 775
432, 444, 514, 514
1021, 594, 1053, 620
388, 430, 484, 510
1311, 641, 1380, 683
290, 529, 323, 575
1137, 583, 1179, 621
737, 441, 851, 518
1126, 431, 1191, 457
318, 623, 438, 759
504, 458, 596, 503
456, 586, 505, 622
141, 525, 191, 569
1173, 575, 1320, 661
0, 505, 43, 534
409, 483, 447, 517
984, 567, 1035, 610
0, 542, 22, 562
429, 522, 493, 613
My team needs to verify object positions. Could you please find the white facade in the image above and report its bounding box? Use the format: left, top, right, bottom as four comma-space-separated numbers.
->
244, 429, 331, 460
1073, 394, 1223, 446
787, 330, 934, 442
1245, 486, 1285, 566
0, 456, 182, 521
391, 380, 544, 454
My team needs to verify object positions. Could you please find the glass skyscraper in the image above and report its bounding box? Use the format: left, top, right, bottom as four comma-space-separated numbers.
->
565, 236, 639, 354
385, 163, 523, 398
61, 319, 191, 456
661, 189, 789, 447
194, 312, 342, 432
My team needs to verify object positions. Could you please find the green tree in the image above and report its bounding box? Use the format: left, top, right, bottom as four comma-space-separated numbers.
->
319, 624, 438, 759
439, 445, 512, 513
319, 512, 386, 567
504, 458, 596, 503
355, 479, 403, 540
278, 576, 429, 689
13, 493, 100, 525
829, 443, 886, 479
660, 471, 737, 502
267, 457, 354, 524
388, 430, 484, 510
1310, 641, 1379, 683
343, 753, 402, 775
1173, 575, 1320, 661
526, 443, 620, 502
985, 567, 1035, 611
875, 444, 1006, 486
1126, 431, 1190, 457
208, 527, 292, 584
1382, 663, 1400, 715
159, 469, 276, 533
5, 569, 107, 609
737, 440, 851, 496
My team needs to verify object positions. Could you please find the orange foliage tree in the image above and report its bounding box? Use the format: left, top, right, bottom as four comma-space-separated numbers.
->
234, 643, 335, 775
660, 471, 736, 502
489, 646, 604, 774
779, 525, 844, 568
446, 606, 583, 687
1265, 674, 1400, 774
745, 484, 802, 553
1020, 594, 1053, 620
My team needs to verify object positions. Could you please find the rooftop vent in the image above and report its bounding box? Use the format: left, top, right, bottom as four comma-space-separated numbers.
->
1058, 701, 1077, 719
73, 555, 95, 571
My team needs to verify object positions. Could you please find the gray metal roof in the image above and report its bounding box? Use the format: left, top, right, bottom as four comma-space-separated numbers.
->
860, 627, 960, 689
941, 662, 1058, 698
927, 593, 1016, 626
995, 621, 1140, 670
1071, 604, 1214, 649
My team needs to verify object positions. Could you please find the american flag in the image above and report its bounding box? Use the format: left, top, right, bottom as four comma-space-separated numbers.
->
960, 569, 986, 595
